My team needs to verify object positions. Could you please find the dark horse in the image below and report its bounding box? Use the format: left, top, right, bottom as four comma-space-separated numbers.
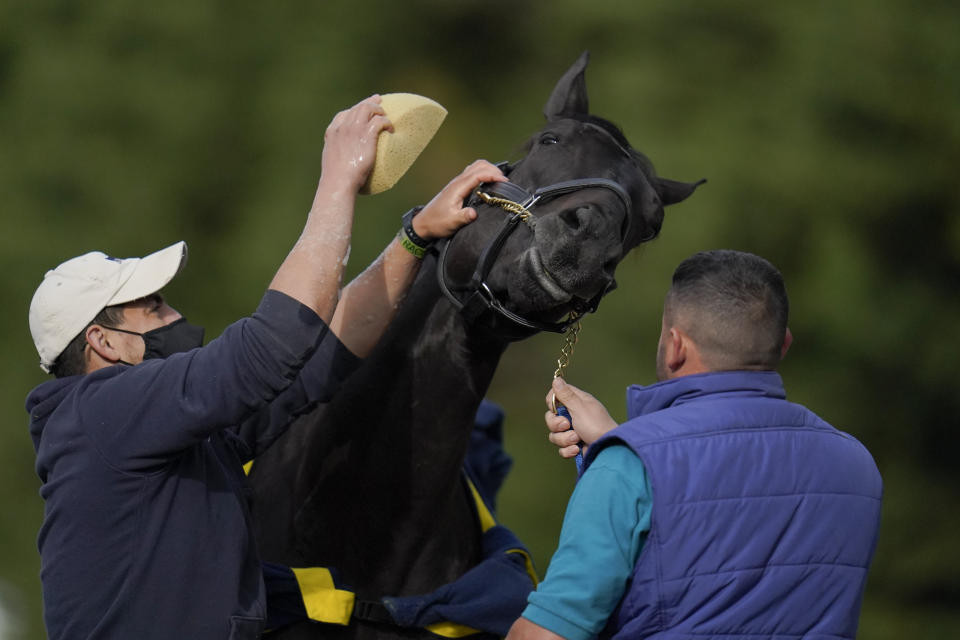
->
249, 52, 702, 639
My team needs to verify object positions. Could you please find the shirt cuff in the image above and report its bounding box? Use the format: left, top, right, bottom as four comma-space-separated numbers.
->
522, 603, 595, 640
300, 328, 363, 404
328, 331, 362, 374
256, 289, 330, 364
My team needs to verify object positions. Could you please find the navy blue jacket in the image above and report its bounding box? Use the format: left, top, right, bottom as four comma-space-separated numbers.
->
584, 371, 882, 640
26, 290, 359, 640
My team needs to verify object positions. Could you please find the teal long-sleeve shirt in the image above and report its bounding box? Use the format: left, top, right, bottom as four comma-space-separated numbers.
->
522, 444, 652, 640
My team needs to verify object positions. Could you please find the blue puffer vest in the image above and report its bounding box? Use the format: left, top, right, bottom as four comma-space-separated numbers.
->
583, 371, 882, 640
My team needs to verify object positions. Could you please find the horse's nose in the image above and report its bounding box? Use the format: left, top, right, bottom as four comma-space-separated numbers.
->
533, 204, 622, 299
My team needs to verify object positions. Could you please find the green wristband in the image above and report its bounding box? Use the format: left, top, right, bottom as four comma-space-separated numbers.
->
398, 228, 427, 259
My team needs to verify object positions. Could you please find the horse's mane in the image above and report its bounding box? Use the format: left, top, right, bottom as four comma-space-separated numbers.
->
578, 114, 656, 176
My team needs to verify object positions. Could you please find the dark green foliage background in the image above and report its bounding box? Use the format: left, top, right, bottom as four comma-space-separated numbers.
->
1, 1, 957, 637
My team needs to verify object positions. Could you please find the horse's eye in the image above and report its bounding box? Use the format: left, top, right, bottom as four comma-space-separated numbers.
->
540, 134, 559, 145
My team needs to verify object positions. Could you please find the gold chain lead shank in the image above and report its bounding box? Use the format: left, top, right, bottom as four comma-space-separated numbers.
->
553, 312, 582, 380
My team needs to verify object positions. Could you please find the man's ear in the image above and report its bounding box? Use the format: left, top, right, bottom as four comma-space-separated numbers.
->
85, 325, 121, 364
781, 327, 793, 360
664, 327, 687, 374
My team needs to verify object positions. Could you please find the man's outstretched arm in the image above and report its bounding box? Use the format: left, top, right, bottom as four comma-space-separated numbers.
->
330, 160, 505, 357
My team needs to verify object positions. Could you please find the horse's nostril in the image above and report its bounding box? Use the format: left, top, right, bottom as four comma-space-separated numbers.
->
559, 207, 589, 232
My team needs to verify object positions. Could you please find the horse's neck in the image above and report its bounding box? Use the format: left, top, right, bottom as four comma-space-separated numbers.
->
273, 257, 510, 593
358, 257, 510, 501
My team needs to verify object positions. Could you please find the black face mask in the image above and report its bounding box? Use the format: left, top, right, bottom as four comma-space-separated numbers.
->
106, 318, 205, 361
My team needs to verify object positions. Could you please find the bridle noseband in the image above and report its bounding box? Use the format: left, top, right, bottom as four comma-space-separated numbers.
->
435, 171, 635, 334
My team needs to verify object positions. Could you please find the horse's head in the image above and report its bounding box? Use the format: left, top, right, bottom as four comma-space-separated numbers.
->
437, 51, 704, 338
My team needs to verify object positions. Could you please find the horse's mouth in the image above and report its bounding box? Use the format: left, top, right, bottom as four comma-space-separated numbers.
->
519, 247, 574, 304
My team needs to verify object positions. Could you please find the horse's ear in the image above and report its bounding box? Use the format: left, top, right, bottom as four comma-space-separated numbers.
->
657, 177, 707, 206
544, 51, 591, 120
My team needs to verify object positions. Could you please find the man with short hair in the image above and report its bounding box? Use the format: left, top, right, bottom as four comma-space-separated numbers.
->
507, 249, 883, 640
26, 95, 506, 639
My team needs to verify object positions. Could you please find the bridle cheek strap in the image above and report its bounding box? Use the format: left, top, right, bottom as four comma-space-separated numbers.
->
437, 214, 569, 333
436, 176, 633, 334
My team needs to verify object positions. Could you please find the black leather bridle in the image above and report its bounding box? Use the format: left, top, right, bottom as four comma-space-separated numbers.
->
435, 171, 635, 334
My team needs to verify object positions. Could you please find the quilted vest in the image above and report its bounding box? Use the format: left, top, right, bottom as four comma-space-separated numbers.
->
583, 371, 882, 640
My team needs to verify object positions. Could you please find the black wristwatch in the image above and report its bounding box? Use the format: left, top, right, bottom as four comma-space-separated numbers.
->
401, 205, 432, 250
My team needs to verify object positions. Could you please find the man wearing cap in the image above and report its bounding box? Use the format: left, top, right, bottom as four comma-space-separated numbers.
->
25, 96, 505, 640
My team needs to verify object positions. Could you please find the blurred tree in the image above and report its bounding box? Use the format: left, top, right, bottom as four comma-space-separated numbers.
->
1, 1, 957, 638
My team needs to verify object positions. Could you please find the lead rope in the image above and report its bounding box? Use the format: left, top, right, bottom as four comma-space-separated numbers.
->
550, 313, 584, 474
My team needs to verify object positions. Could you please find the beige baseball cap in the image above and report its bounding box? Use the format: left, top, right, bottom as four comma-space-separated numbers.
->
29, 241, 188, 372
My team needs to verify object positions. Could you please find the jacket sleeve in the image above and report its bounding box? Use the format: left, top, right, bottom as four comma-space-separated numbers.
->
78, 290, 337, 471
230, 328, 361, 461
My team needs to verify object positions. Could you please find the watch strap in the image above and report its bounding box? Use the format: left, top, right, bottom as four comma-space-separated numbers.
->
401, 205, 431, 249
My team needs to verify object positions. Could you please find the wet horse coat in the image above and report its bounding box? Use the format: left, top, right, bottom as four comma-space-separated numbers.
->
248, 52, 703, 639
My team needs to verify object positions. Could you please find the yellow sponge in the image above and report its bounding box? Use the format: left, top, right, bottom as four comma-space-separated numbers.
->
360, 93, 448, 195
